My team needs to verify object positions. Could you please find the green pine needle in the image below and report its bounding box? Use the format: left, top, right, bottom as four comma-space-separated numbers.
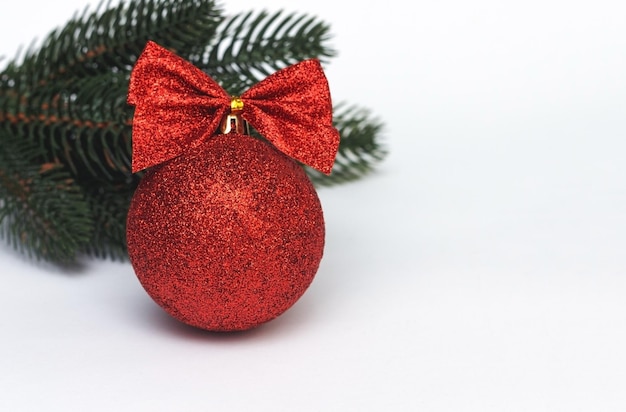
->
16, 0, 223, 84
0, 130, 93, 262
203, 9, 335, 94
81, 182, 135, 260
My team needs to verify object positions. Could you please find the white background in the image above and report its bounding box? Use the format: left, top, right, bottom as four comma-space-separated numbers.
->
1, 0, 626, 410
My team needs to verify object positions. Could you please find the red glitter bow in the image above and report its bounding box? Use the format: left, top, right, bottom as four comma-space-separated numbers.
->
128, 41, 340, 174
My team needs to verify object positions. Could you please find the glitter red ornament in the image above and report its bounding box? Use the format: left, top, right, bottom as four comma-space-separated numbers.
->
126, 42, 339, 331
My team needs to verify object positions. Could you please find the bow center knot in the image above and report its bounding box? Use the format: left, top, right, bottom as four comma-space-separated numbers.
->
230, 96, 244, 114
221, 96, 248, 135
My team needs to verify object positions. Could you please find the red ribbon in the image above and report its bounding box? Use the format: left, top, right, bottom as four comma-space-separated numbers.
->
128, 41, 340, 174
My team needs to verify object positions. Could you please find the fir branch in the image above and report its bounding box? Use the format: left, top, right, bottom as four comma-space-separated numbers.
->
1, 71, 133, 177
0, 130, 93, 262
203, 10, 335, 94
307, 103, 386, 186
0, 0, 387, 263
15, 73, 133, 179
81, 182, 135, 260
12, 0, 223, 86
0, 0, 224, 181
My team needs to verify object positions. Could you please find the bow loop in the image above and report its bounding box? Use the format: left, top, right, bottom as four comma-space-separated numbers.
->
128, 41, 339, 174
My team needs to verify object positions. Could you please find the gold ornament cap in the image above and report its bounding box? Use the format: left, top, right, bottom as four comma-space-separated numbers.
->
220, 96, 249, 134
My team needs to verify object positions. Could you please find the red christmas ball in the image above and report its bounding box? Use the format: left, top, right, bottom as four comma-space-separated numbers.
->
127, 134, 325, 331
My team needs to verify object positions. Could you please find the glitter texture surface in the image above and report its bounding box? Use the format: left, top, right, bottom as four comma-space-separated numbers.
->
126, 134, 325, 331
128, 41, 339, 174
